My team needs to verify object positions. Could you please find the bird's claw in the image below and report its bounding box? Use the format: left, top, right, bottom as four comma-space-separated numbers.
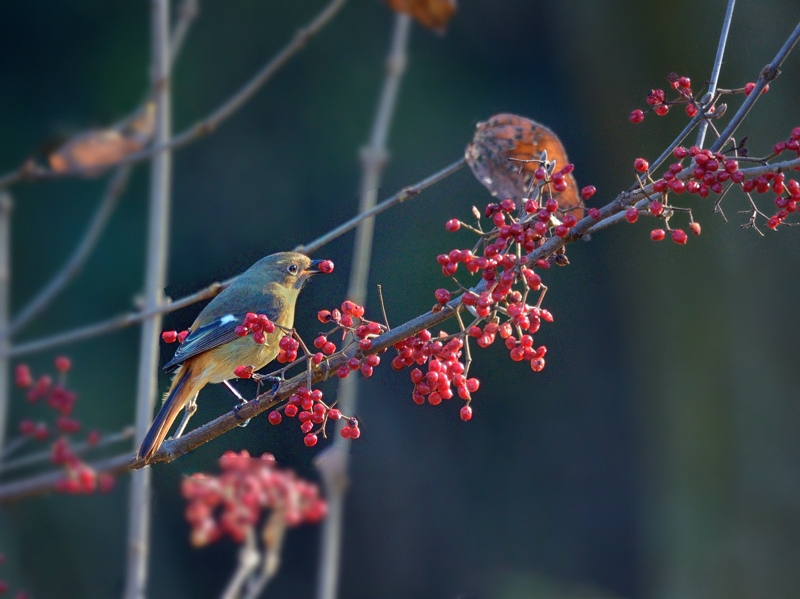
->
233, 403, 251, 428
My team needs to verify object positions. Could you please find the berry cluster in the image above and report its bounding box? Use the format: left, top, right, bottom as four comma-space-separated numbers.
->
626, 73, 799, 233
181, 450, 327, 547
267, 386, 360, 447
629, 73, 706, 123
626, 127, 800, 237
235, 312, 276, 345
230, 300, 385, 446
392, 330, 478, 421
13, 358, 114, 495
392, 178, 572, 420
161, 329, 189, 344
0, 552, 29, 599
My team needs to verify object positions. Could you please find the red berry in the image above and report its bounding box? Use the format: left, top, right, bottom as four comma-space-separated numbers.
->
554, 224, 569, 237
649, 201, 663, 216
671, 229, 688, 244
234, 365, 252, 379
685, 104, 698, 117
581, 185, 597, 200
460, 405, 473, 421
304, 433, 318, 447
161, 330, 178, 343
678, 76, 691, 88
55, 356, 71, 373
625, 208, 639, 223
673, 146, 688, 159
178, 330, 189, 343
744, 82, 756, 96
634, 158, 649, 172
445, 219, 460, 232
268, 411, 282, 425
646, 89, 665, 105
434, 289, 451, 304
689, 222, 702, 236
14, 364, 32, 388
650, 229, 666, 241
629, 109, 644, 124
466, 378, 480, 393
654, 104, 669, 116
563, 214, 578, 228
349, 426, 362, 440
588, 207, 601, 220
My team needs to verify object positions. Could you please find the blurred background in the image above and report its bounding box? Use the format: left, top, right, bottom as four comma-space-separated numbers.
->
1, 0, 800, 598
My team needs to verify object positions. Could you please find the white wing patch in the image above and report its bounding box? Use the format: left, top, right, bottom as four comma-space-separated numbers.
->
219, 314, 237, 325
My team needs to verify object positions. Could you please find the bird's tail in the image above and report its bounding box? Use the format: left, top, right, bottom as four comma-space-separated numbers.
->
137, 365, 193, 463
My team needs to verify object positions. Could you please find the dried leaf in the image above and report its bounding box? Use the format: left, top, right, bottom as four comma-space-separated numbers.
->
48, 103, 155, 176
49, 130, 142, 175
465, 113, 582, 220
386, 0, 457, 32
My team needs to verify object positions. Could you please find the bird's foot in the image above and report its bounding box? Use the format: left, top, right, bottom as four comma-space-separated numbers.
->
252, 374, 282, 396
233, 402, 251, 428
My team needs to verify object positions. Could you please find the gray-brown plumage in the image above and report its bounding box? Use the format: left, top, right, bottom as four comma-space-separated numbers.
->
137, 252, 326, 463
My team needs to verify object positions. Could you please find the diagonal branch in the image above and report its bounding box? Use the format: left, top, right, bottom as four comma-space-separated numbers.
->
6, 167, 132, 337
2, 157, 465, 359
0, 0, 347, 189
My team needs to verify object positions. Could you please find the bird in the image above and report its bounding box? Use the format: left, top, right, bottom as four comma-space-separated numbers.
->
137, 251, 329, 463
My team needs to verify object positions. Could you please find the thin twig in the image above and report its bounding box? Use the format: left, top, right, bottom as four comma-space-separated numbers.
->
0, 193, 12, 464
6, 167, 132, 337
376, 284, 390, 329
0, 426, 135, 475
696, 0, 736, 148
122, 2, 172, 598
710, 19, 800, 152
221, 528, 260, 599
242, 514, 286, 599
0, 0, 347, 189
3, 158, 465, 359
169, 0, 200, 70
315, 14, 412, 599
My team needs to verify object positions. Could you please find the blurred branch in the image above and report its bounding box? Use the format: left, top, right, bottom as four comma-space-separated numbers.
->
315, 13, 412, 599
221, 529, 260, 599
2, 157, 465, 358
0, 426, 135, 475
695, 0, 735, 148
0, 0, 347, 189
123, 1, 172, 598
0, 193, 12, 463
169, 0, 200, 71
6, 167, 132, 337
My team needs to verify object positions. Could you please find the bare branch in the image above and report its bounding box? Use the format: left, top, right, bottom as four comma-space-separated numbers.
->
315, 13, 412, 599
0, 0, 347, 189
0, 193, 12, 463
6, 167, 132, 337
123, 1, 172, 596
2, 158, 465, 359
695, 0, 736, 148
710, 19, 800, 152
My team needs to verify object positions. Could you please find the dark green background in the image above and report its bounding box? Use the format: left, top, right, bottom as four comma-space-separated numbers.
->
1, 1, 800, 598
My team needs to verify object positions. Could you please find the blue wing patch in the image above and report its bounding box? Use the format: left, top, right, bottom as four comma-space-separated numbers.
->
163, 314, 245, 371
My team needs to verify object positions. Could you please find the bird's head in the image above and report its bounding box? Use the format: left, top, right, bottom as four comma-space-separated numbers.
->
253, 252, 331, 291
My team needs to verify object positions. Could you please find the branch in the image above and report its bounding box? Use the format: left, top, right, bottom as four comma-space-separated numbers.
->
0, 0, 347, 189
710, 19, 800, 152
695, 0, 735, 148
122, 0, 172, 596
0, 192, 12, 463
315, 13, 412, 599
0, 426, 135, 475
2, 158, 465, 359
6, 166, 132, 337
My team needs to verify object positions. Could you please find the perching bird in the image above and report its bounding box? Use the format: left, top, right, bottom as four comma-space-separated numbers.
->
137, 252, 329, 463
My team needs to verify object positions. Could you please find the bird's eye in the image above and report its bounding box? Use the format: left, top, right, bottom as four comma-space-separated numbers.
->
287, 264, 299, 275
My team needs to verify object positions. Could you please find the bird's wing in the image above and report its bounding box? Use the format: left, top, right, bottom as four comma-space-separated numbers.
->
163, 315, 246, 371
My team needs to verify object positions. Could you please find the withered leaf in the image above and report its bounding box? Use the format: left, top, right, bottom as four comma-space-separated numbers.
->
465, 113, 582, 220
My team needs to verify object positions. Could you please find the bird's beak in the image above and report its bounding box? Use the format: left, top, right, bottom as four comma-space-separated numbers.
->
303, 259, 325, 276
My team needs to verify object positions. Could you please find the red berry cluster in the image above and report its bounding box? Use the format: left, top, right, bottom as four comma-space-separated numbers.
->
628, 127, 800, 237
629, 73, 698, 122
392, 330, 479, 420
13, 357, 113, 495
0, 552, 29, 599
181, 450, 327, 547
235, 312, 276, 344
312, 300, 387, 378
161, 329, 189, 343
267, 386, 360, 447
